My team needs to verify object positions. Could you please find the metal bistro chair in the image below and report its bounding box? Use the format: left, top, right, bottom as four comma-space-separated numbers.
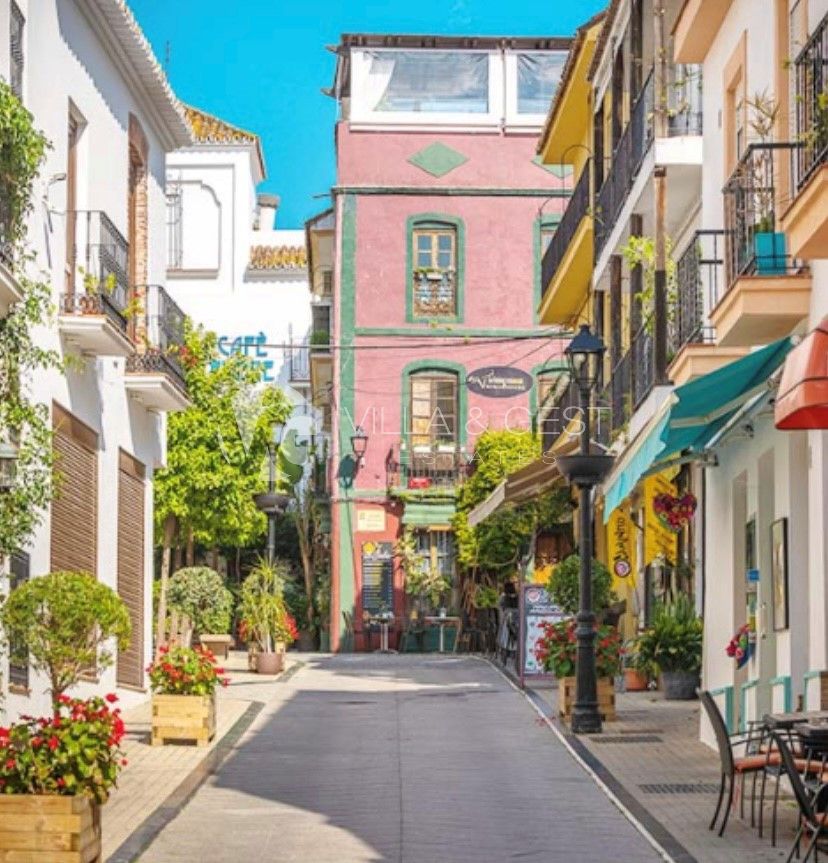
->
700, 690, 769, 837
773, 732, 828, 863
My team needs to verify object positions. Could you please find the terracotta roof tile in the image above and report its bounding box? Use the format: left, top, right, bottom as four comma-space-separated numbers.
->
184, 106, 258, 145
248, 245, 308, 271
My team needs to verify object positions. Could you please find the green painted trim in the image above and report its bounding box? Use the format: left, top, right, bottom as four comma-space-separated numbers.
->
529, 360, 569, 435
709, 685, 735, 734
534, 214, 562, 324
408, 142, 469, 177
355, 326, 565, 338
770, 675, 793, 713
400, 358, 468, 452
334, 185, 572, 198
337, 194, 357, 642
405, 213, 465, 324
739, 679, 760, 733
531, 157, 574, 178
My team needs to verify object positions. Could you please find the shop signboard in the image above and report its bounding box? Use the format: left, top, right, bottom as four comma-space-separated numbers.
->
466, 366, 532, 398
519, 583, 568, 687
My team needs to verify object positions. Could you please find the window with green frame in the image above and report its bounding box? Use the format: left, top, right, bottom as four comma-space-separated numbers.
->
410, 218, 460, 319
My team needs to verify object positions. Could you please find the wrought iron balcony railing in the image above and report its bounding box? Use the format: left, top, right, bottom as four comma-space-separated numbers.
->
125, 284, 187, 392
541, 160, 591, 299
668, 230, 724, 356
385, 443, 468, 490
286, 341, 311, 383
722, 143, 802, 287
794, 12, 828, 191
539, 378, 578, 454
62, 210, 130, 334
412, 269, 456, 317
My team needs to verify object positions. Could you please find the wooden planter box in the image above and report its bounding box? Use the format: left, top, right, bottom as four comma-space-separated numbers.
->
0, 794, 101, 862
559, 676, 616, 722
198, 633, 233, 659
151, 692, 216, 747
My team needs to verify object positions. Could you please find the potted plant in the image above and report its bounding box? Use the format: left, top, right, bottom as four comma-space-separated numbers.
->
635, 596, 703, 700
622, 640, 651, 692
546, 554, 616, 617
534, 619, 622, 720
0, 694, 127, 860
167, 566, 234, 657
240, 558, 297, 674
0, 570, 131, 701
147, 645, 228, 746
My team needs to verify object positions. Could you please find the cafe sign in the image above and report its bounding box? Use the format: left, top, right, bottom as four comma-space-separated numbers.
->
466, 366, 532, 398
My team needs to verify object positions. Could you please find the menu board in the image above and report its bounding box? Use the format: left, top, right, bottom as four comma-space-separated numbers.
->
361, 541, 394, 613
520, 583, 568, 685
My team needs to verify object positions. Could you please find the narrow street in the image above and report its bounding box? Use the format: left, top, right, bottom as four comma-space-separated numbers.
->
141, 656, 662, 863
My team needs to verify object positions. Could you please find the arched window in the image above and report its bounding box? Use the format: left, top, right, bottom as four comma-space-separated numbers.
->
407, 215, 464, 321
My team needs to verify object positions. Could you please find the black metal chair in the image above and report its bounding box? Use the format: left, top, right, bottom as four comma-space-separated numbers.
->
773, 732, 828, 863
700, 690, 768, 837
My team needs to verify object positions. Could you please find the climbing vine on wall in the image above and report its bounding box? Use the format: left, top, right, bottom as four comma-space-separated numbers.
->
0, 81, 62, 557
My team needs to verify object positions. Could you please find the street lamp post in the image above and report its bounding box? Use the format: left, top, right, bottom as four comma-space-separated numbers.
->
556, 325, 614, 735
253, 420, 289, 567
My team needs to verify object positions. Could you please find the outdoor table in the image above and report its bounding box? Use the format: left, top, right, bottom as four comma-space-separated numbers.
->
763, 711, 828, 731
368, 615, 397, 654
424, 616, 460, 653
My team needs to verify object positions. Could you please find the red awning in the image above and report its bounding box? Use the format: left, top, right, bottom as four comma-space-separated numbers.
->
775, 318, 828, 430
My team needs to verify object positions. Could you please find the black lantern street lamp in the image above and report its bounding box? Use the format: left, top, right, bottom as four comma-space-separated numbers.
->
350, 425, 368, 465
556, 324, 614, 735
253, 420, 290, 566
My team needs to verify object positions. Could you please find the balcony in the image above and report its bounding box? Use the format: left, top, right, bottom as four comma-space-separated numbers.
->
0, 207, 24, 313
539, 160, 592, 325
124, 285, 190, 412
285, 341, 312, 388
782, 13, 828, 259
594, 66, 703, 269
385, 443, 468, 492
667, 230, 748, 384
59, 211, 133, 357
673, 0, 734, 63
713, 144, 811, 347
540, 378, 579, 454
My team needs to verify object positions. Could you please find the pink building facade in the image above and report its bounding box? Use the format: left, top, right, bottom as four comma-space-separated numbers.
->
326, 35, 571, 649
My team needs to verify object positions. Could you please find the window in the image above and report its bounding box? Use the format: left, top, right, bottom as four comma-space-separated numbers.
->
415, 529, 456, 585
8, 552, 30, 690
365, 50, 489, 114
410, 373, 458, 449
10, 2, 24, 100
411, 222, 459, 318
166, 185, 183, 270
516, 52, 567, 114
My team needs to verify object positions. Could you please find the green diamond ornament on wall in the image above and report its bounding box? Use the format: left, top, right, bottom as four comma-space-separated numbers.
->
408, 142, 469, 178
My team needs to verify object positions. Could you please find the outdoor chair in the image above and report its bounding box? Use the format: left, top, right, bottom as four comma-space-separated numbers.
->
700, 690, 771, 837
772, 732, 828, 863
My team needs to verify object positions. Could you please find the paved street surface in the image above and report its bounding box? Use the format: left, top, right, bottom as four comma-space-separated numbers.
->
141, 655, 662, 862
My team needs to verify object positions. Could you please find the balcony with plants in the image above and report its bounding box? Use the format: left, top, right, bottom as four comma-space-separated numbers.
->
59, 210, 134, 357
712, 142, 811, 347
124, 284, 191, 412
385, 441, 468, 494
781, 11, 828, 259
540, 160, 593, 325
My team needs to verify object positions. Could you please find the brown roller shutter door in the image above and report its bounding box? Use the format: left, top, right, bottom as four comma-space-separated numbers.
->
117, 451, 145, 688
51, 403, 97, 575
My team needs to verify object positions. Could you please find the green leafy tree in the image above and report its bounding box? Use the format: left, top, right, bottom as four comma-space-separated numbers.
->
167, 566, 234, 636
0, 571, 131, 703
453, 429, 571, 579
0, 81, 62, 558
547, 554, 616, 615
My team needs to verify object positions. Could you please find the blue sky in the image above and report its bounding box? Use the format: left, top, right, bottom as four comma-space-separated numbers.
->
130, 0, 606, 228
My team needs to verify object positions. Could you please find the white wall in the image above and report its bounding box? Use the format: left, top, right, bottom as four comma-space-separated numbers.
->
1, 0, 178, 719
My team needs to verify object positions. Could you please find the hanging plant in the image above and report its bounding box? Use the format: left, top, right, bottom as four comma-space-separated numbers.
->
621, 235, 678, 332
652, 492, 697, 532
726, 623, 755, 670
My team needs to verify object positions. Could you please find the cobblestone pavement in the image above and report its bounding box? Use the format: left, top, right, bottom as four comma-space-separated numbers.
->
139, 654, 662, 863
536, 686, 796, 863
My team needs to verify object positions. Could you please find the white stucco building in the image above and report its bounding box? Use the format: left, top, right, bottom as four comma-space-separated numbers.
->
164, 107, 316, 435
0, 0, 193, 719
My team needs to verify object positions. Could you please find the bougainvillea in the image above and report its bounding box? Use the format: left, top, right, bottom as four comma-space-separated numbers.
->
147, 645, 229, 696
534, 620, 623, 679
0, 695, 127, 802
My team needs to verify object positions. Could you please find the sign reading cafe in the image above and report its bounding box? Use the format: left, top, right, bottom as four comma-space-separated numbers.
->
466, 366, 532, 398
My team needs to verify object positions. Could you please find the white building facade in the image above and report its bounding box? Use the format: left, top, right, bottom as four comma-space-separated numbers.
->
0, 0, 192, 719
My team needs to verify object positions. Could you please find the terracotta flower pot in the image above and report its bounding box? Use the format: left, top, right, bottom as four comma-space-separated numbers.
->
624, 667, 649, 691
256, 649, 285, 675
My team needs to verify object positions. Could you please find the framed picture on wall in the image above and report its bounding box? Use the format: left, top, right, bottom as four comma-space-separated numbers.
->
771, 517, 789, 631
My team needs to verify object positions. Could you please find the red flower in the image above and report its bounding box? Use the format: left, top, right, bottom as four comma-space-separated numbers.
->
121, 758, 128, 767
0, 728, 8, 741
31, 736, 43, 748
105, 693, 118, 704
5, 758, 16, 770
56, 777, 66, 788
47, 736, 60, 751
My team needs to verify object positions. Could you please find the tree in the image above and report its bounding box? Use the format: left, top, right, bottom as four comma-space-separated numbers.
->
0, 571, 131, 703
167, 566, 234, 636
547, 554, 615, 615
453, 429, 571, 580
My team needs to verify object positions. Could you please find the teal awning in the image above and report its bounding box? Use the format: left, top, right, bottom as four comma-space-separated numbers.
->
402, 501, 456, 527
603, 337, 793, 522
